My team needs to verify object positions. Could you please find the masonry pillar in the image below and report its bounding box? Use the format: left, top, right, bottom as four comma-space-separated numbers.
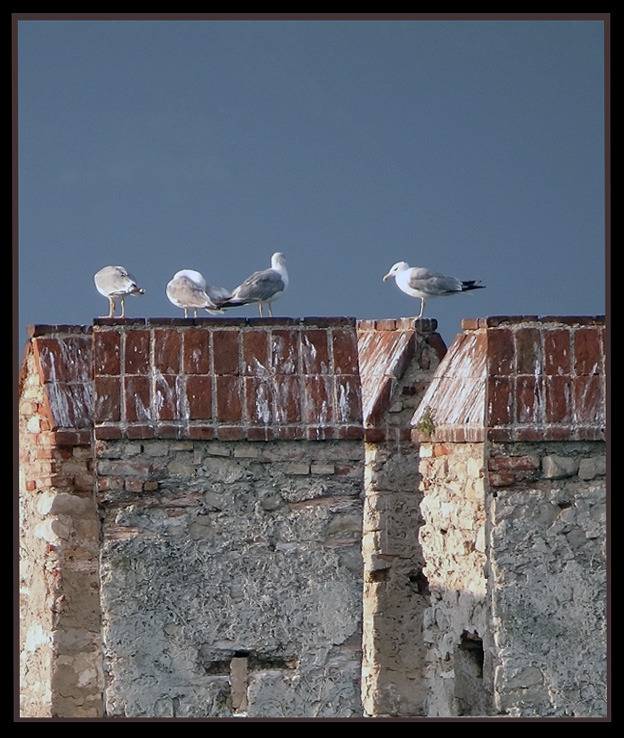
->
18, 326, 103, 718
357, 317, 446, 717
412, 316, 607, 718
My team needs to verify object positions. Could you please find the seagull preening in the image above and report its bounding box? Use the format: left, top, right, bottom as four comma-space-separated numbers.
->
166, 269, 230, 317
216, 252, 288, 317
383, 261, 485, 319
94, 265, 145, 318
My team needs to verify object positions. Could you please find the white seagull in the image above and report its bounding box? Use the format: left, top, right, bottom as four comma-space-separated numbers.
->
94, 265, 145, 318
166, 269, 230, 317
216, 252, 289, 317
383, 261, 485, 319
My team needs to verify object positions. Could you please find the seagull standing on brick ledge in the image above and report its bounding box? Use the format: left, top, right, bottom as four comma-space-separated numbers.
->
166, 269, 229, 317
94, 265, 145, 318
216, 252, 289, 317
383, 261, 485, 319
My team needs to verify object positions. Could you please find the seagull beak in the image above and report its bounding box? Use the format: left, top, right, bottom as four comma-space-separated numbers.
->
382, 272, 391, 282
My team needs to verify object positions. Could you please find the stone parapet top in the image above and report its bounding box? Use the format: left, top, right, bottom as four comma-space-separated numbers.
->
91, 317, 362, 441
357, 317, 446, 429
413, 315, 606, 443
461, 315, 606, 329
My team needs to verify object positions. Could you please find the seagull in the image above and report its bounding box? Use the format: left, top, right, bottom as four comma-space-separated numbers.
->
94, 265, 145, 318
166, 269, 229, 317
216, 252, 289, 317
383, 261, 485, 319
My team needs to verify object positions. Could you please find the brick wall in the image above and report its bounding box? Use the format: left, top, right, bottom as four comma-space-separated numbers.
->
92, 317, 362, 442
413, 316, 606, 444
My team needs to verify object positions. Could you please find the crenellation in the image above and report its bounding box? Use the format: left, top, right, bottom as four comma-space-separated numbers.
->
19, 314, 607, 719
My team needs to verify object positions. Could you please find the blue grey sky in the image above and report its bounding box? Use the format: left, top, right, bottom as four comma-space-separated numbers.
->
16, 15, 607, 349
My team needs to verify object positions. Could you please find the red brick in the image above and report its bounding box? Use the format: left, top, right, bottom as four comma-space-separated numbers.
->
335, 376, 362, 423
215, 376, 242, 422
332, 329, 359, 374
514, 327, 541, 374
154, 374, 179, 420
544, 426, 574, 441
94, 425, 123, 440
487, 377, 513, 425
153, 329, 181, 374
213, 330, 240, 375
183, 329, 210, 374
272, 330, 299, 374
187, 425, 215, 440
52, 429, 91, 447
242, 330, 270, 375
125, 478, 144, 492
574, 327, 601, 375
35, 336, 92, 384
186, 375, 213, 419
489, 472, 515, 487
93, 331, 121, 375
366, 427, 390, 443
126, 425, 155, 439
515, 375, 543, 424
125, 330, 150, 374
124, 376, 151, 422
544, 329, 571, 376
303, 375, 334, 424
306, 426, 335, 440
94, 377, 121, 422
247, 426, 275, 441
274, 425, 305, 440
301, 330, 330, 374
514, 426, 545, 442
573, 375, 604, 425
217, 425, 244, 441
544, 376, 573, 423
156, 424, 181, 439
273, 376, 302, 424
487, 328, 514, 376
488, 455, 540, 471
244, 377, 273, 424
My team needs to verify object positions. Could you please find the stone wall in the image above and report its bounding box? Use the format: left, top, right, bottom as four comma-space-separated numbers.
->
487, 441, 607, 717
412, 316, 607, 718
96, 437, 364, 718
18, 314, 607, 719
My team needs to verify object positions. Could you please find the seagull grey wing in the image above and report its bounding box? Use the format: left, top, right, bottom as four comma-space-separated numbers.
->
232, 269, 285, 303
407, 270, 464, 296
205, 285, 232, 302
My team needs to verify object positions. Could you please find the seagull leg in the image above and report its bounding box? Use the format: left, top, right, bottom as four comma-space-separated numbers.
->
108, 297, 116, 318
417, 298, 425, 319
120, 297, 126, 318
268, 303, 274, 317
184, 308, 189, 318
258, 303, 264, 317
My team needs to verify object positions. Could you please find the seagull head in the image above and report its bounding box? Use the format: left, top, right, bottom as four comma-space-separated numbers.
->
271, 252, 286, 269
383, 261, 410, 282
173, 269, 207, 289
